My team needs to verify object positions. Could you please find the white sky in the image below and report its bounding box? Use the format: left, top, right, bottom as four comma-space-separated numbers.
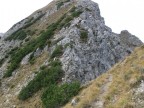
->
0, 0, 144, 42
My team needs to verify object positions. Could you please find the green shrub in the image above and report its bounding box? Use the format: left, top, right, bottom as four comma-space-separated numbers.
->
18, 65, 64, 100
29, 58, 35, 65
69, 6, 83, 18
72, 10, 83, 17
27, 30, 36, 36
23, 14, 44, 29
4, 62, 20, 77
50, 45, 63, 59
80, 30, 88, 42
57, 16, 73, 30
47, 40, 52, 47
7, 47, 19, 55
57, 2, 64, 9
50, 60, 62, 67
6, 29, 27, 41
4, 15, 65, 78
41, 82, 80, 108
57, 7, 83, 30
40, 65, 47, 70
65, 0, 70, 2
57, 22, 65, 30
70, 6, 76, 13
15, 30, 27, 40
64, 22, 71, 28
29, 52, 35, 65
18, 58, 80, 108
57, 0, 70, 9
3, 40, 37, 77
5, 14, 44, 41
64, 16, 73, 23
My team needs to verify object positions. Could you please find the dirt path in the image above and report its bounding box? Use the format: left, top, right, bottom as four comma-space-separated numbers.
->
91, 74, 113, 108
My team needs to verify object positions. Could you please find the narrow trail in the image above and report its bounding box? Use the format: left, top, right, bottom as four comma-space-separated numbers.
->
91, 74, 113, 108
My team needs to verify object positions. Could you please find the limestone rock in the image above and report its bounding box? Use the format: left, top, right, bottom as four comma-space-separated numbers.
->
0, 0, 143, 107
21, 53, 32, 65
55, 0, 143, 84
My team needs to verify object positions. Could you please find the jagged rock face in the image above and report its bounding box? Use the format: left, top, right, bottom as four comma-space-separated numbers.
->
54, 0, 143, 83
0, 0, 142, 84
0, 0, 143, 107
119, 30, 142, 48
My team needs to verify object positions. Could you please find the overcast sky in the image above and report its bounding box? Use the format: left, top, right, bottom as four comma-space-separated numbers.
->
0, 0, 144, 42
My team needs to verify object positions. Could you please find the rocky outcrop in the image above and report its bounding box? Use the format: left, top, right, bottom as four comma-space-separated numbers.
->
0, 0, 143, 107
0, 0, 143, 84
3, 19, 29, 39
53, 0, 143, 83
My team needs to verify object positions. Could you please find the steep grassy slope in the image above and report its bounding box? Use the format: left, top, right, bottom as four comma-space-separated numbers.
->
64, 45, 144, 108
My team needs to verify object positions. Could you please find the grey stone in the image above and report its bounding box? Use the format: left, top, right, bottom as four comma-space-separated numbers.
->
21, 53, 32, 65
0, 0, 143, 107
55, 0, 143, 84
34, 48, 43, 57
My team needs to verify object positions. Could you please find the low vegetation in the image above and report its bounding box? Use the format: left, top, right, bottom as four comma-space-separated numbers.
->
3, 14, 65, 78
7, 47, 19, 55
5, 13, 44, 41
57, 0, 70, 9
4, 6, 83, 77
49, 59, 62, 67
58, 7, 83, 29
18, 60, 64, 100
50, 45, 63, 59
42, 82, 80, 108
23, 13, 44, 29
5, 29, 27, 41
70, 6, 83, 18
71, 10, 83, 18
29, 52, 35, 65
26, 29, 36, 36
4, 6, 83, 107
57, 16, 73, 29
18, 59, 80, 108
80, 30, 88, 42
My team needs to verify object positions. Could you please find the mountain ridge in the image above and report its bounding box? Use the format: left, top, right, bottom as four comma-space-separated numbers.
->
0, 0, 143, 107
